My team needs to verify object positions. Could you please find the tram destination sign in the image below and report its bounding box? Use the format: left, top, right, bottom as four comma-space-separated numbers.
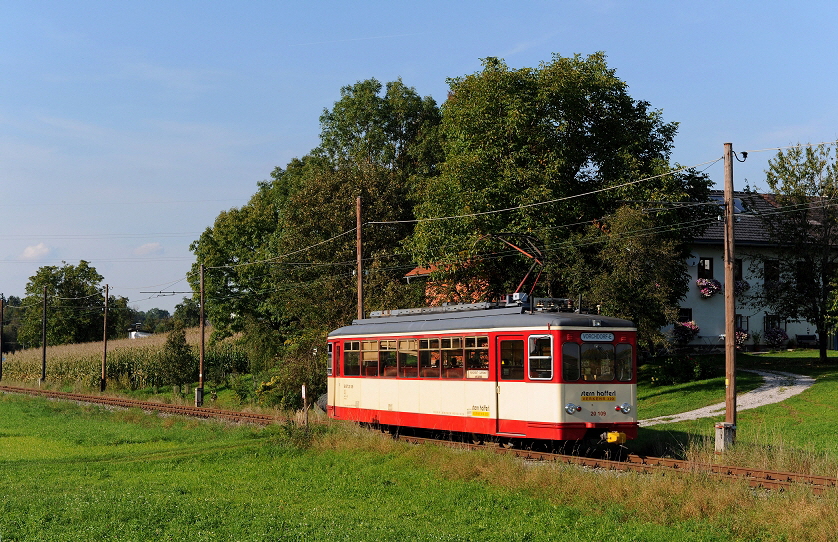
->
580, 332, 614, 342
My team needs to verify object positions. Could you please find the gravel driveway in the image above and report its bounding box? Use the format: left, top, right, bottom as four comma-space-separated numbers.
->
639, 369, 815, 427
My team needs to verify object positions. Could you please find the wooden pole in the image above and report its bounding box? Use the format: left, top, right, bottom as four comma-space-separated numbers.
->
101, 284, 108, 392
41, 285, 47, 385
196, 264, 205, 407
356, 196, 364, 320
717, 142, 737, 452
0, 296, 4, 382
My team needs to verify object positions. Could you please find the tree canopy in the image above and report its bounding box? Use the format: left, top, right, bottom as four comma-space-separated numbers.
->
745, 143, 838, 363
17, 261, 132, 348
190, 54, 713, 354
407, 53, 711, 334
190, 78, 440, 365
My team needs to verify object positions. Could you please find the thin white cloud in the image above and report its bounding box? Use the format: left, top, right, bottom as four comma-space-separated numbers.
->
20, 243, 51, 260
134, 242, 163, 256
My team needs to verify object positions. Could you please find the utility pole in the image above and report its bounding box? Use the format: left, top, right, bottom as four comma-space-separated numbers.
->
101, 285, 108, 392
41, 285, 47, 385
0, 295, 4, 382
717, 142, 737, 452
196, 264, 205, 407
356, 196, 364, 320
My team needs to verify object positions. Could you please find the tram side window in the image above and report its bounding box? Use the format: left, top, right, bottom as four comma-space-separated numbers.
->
500, 340, 525, 380
362, 340, 380, 377
465, 336, 489, 379
562, 343, 580, 381
398, 339, 419, 378
344, 341, 361, 376
615, 344, 633, 381
528, 335, 553, 380
580, 344, 615, 381
327, 343, 334, 376
442, 337, 463, 379
419, 338, 440, 378
376, 340, 397, 377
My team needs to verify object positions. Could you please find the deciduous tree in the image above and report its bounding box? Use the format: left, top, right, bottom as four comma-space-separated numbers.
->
408, 53, 711, 305
745, 143, 838, 363
18, 261, 129, 347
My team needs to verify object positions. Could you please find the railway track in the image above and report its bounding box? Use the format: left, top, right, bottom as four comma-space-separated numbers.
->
397, 435, 838, 496
3, 385, 836, 494
0, 385, 282, 425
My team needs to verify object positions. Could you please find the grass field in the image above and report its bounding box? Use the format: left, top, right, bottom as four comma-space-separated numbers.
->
1, 349, 837, 540
1, 392, 837, 541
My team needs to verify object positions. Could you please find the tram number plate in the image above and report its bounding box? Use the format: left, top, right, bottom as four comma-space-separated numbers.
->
580, 332, 614, 342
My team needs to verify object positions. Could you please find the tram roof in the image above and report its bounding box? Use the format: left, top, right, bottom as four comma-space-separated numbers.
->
328, 306, 635, 338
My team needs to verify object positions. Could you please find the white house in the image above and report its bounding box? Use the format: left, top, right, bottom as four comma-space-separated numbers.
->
678, 191, 821, 349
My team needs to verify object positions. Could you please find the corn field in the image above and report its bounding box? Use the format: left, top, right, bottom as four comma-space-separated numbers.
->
0, 328, 249, 390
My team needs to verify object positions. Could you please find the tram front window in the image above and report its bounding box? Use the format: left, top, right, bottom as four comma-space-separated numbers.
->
616, 344, 633, 381
580, 344, 615, 381
562, 343, 580, 381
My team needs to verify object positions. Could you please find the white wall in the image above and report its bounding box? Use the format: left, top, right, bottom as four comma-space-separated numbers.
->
677, 247, 816, 348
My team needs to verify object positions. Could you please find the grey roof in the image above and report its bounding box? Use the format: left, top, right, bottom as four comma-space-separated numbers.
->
329, 306, 635, 337
694, 191, 778, 246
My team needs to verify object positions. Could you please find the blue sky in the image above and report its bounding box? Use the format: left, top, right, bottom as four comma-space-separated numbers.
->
2, 1, 837, 313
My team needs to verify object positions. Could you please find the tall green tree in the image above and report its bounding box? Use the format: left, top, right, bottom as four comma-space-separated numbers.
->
1, 295, 23, 352
408, 53, 711, 304
172, 297, 200, 328
190, 78, 441, 359
17, 261, 129, 347
567, 206, 690, 347
159, 326, 196, 387
745, 143, 838, 363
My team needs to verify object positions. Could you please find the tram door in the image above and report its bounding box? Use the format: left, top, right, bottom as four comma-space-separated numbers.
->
495, 336, 526, 435
329, 343, 339, 416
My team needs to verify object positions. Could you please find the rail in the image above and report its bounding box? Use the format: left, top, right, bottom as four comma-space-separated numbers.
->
3, 385, 835, 494
397, 435, 838, 495
0, 385, 283, 425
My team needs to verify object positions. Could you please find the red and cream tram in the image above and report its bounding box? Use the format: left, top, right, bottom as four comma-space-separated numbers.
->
326, 299, 637, 443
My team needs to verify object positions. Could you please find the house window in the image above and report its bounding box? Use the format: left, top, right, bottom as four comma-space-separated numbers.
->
764, 314, 785, 331
794, 260, 813, 287
764, 260, 779, 283
678, 308, 693, 322
734, 259, 743, 281
735, 314, 749, 332
698, 257, 713, 279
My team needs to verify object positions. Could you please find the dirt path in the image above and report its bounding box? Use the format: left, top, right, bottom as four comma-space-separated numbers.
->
639, 369, 815, 427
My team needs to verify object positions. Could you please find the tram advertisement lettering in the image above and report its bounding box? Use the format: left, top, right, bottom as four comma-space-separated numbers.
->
580, 390, 616, 401
343, 384, 354, 389
470, 405, 491, 417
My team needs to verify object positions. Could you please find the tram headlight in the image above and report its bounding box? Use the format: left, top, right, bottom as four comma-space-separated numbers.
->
565, 403, 582, 415
615, 402, 632, 414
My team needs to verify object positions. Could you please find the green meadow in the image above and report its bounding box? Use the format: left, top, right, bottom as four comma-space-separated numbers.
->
0, 350, 837, 541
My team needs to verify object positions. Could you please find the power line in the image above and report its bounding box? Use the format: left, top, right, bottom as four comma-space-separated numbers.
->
368, 158, 724, 225
741, 140, 838, 155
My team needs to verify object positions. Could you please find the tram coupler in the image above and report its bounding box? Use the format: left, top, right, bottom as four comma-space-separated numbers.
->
601, 431, 627, 444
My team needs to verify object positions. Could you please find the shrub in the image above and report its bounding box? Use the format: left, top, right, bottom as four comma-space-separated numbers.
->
205, 342, 250, 385
764, 327, 789, 350
647, 354, 718, 386
734, 328, 749, 350
159, 327, 197, 387
229, 373, 256, 404
672, 321, 700, 344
